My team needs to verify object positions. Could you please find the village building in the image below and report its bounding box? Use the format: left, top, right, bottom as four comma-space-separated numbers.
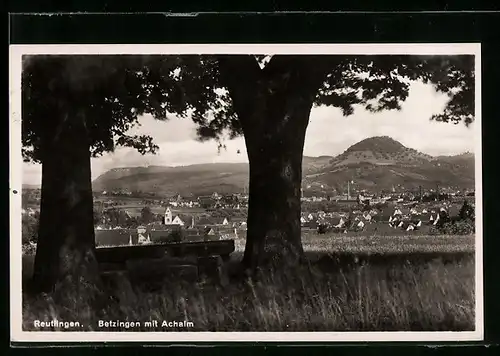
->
214, 217, 230, 226
393, 208, 403, 216
172, 214, 195, 227
137, 232, 151, 245
164, 207, 173, 225
137, 225, 147, 239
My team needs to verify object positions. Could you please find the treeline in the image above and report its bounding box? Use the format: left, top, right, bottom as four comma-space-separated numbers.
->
431, 200, 475, 235
94, 207, 161, 229
22, 212, 40, 244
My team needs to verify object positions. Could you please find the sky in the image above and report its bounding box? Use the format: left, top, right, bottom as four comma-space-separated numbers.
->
21, 81, 476, 186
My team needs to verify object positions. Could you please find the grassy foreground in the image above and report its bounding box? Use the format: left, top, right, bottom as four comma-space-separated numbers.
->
22, 235, 476, 332
235, 233, 476, 254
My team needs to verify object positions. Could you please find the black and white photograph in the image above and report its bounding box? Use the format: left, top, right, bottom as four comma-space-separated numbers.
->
10, 44, 482, 343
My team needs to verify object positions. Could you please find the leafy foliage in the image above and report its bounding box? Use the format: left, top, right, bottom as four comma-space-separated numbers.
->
204, 55, 474, 139
22, 54, 474, 162
21, 55, 228, 163
22, 214, 39, 244
436, 220, 475, 235
432, 200, 475, 235
93, 208, 103, 227
320, 55, 475, 126
140, 206, 154, 225
459, 200, 475, 221
101, 208, 129, 227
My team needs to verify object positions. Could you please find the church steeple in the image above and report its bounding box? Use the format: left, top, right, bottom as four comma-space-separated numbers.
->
164, 207, 172, 224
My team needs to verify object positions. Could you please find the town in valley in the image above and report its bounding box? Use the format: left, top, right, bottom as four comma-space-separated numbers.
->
22, 136, 475, 248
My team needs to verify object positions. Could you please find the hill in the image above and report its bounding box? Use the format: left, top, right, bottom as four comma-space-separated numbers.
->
328, 136, 434, 167
92, 163, 250, 196
436, 152, 474, 168
92, 137, 475, 195
92, 157, 333, 196
303, 136, 474, 192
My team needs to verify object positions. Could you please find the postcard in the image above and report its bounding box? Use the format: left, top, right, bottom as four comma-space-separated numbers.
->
10, 43, 483, 343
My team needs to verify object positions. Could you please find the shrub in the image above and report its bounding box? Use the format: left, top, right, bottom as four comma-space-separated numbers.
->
317, 224, 329, 234
438, 219, 475, 235
459, 200, 475, 222
22, 214, 39, 245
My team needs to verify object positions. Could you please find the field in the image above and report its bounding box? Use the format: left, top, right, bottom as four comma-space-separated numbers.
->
22, 234, 476, 332
236, 232, 475, 254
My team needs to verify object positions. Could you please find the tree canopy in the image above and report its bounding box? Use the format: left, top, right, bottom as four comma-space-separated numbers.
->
21, 55, 236, 163
22, 54, 474, 163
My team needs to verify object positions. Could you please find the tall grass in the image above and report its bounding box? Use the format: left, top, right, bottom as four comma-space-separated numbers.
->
22, 255, 475, 332
234, 233, 475, 254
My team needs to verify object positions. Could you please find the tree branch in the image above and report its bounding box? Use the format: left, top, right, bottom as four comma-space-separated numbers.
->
215, 55, 262, 131
264, 55, 337, 94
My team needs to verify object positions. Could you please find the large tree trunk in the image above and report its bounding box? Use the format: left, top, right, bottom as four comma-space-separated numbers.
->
242, 97, 313, 271
32, 112, 98, 293
217, 56, 329, 272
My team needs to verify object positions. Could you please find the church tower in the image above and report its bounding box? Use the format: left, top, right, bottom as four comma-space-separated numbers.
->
164, 207, 172, 225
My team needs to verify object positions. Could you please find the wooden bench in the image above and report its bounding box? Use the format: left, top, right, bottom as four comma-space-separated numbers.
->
95, 239, 235, 263
95, 240, 235, 285
164, 240, 235, 261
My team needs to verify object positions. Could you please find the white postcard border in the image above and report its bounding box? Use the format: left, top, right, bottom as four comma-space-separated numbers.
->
9, 43, 483, 343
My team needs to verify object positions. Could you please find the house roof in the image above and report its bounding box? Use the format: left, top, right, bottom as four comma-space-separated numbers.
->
204, 227, 217, 235
147, 223, 181, 231
123, 210, 142, 218
329, 217, 345, 226
372, 214, 391, 222
212, 217, 229, 224
95, 229, 132, 246
393, 206, 411, 215
304, 220, 319, 228
174, 214, 194, 226
195, 217, 217, 226
420, 213, 433, 221
403, 221, 416, 229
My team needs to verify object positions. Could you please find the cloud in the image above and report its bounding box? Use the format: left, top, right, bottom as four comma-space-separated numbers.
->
127, 114, 197, 142
22, 163, 42, 186
304, 81, 475, 156
90, 138, 248, 179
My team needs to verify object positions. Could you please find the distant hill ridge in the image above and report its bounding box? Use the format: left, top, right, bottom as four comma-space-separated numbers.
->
346, 136, 407, 153
89, 136, 474, 195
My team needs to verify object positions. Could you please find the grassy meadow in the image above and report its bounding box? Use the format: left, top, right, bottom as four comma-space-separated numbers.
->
21, 233, 476, 332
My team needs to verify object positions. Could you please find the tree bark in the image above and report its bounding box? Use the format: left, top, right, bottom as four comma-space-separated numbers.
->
217, 55, 329, 272
32, 111, 98, 293
242, 102, 311, 271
